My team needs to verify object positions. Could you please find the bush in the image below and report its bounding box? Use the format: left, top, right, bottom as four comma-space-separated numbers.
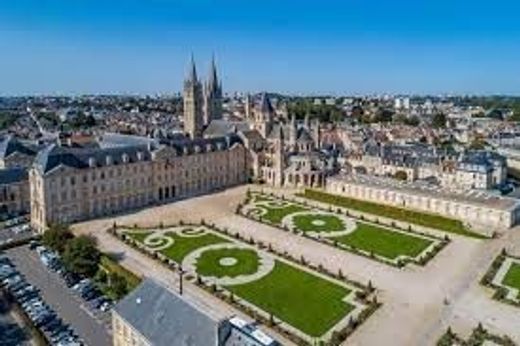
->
62, 235, 101, 277
42, 224, 73, 254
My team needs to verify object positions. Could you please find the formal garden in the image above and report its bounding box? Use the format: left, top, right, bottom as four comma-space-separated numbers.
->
114, 223, 380, 345
481, 250, 520, 307
437, 324, 516, 346
238, 192, 447, 267
297, 189, 485, 239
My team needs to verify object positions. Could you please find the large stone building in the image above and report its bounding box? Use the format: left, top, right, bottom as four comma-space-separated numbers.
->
0, 135, 39, 169
203, 56, 223, 125
348, 142, 507, 190
0, 167, 30, 216
113, 279, 278, 346
183, 56, 205, 139
326, 174, 520, 233
29, 134, 248, 232
184, 55, 223, 139
204, 93, 332, 188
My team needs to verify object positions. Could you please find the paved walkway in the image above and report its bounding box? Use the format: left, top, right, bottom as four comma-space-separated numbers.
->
72, 185, 520, 346
73, 216, 296, 346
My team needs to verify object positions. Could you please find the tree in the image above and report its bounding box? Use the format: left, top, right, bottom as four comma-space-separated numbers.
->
62, 235, 101, 277
432, 113, 447, 128
109, 273, 128, 299
42, 224, 73, 253
394, 171, 408, 181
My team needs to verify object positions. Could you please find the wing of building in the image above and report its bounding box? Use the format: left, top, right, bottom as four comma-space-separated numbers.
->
112, 279, 279, 346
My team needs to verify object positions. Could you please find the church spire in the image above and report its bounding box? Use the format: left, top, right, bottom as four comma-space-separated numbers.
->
187, 53, 198, 83
208, 54, 218, 90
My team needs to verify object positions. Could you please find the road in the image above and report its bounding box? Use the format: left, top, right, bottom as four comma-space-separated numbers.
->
71, 184, 520, 346
6, 246, 111, 346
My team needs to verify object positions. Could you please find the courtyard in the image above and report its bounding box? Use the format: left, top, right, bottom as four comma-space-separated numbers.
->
241, 192, 445, 266
120, 224, 372, 341
70, 185, 520, 346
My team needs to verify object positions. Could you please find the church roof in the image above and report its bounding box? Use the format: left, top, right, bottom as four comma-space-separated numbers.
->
259, 93, 274, 114
203, 119, 250, 138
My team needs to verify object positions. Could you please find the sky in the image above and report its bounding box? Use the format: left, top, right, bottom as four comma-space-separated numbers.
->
0, 0, 519, 96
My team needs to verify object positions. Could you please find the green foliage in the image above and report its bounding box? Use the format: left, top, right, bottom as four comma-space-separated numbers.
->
62, 235, 101, 277
334, 223, 433, 260
299, 189, 485, 238
226, 261, 355, 337
394, 170, 408, 181
42, 224, 73, 253
109, 273, 129, 299
432, 113, 447, 128
287, 99, 344, 123
0, 112, 17, 130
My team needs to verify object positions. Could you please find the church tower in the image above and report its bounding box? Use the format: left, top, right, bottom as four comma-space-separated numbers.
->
203, 55, 223, 125
254, 93, 274, 138
183, 55, 204, 138
274, 125, 285, 187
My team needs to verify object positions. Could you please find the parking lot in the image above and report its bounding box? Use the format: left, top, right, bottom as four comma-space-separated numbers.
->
0, 215, 35, 247
0, 290, 32, 346
5, 245, 111, 346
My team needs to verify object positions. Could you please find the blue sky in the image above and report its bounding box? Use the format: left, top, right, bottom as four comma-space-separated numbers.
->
0, 0, 519, 95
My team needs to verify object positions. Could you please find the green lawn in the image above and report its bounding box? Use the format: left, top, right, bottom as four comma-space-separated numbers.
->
257, 203, 306, 224
196, 248, 260, 278
333, 223, 433, 260
226, 261, 355, 337
502, 262, 520, 299
100, 255, 142, 290
125, 230, 152, 243
124, 229, 229, 263
298, 189, 486, 239
292, 213, 345, 233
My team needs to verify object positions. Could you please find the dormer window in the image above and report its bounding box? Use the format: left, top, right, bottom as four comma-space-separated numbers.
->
136, 151, 144, 161
106, 155, 113, 166
194, 145, 201, 153
88, 157, 96, 168
122, 153, 129, 163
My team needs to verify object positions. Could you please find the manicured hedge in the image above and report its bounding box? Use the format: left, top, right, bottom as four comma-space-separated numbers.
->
298, 189, 486, 239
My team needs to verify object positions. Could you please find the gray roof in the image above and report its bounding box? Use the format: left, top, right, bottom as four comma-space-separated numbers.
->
160, 134, 243, 156
0, 167, 28, 185
203, 120, 250, 138
33, 143, 152, 175
0, 135, 38, 159
113, 279, 218, 346
98, 132, 159, 149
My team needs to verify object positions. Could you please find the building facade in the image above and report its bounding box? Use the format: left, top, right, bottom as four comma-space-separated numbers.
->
0, 167, 30, 216
183, 56, 205, 139
30, 134, 248, 232
326, 174, 520, 233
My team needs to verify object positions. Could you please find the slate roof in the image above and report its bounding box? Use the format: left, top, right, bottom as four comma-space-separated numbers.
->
98, 132, 159, 149
33, 143, 152, 175
159, 134, 243, 156
0, 135, 38, 159
203, 119, 251, 138
113, 279, 218, 346
0, 167, 28, 185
